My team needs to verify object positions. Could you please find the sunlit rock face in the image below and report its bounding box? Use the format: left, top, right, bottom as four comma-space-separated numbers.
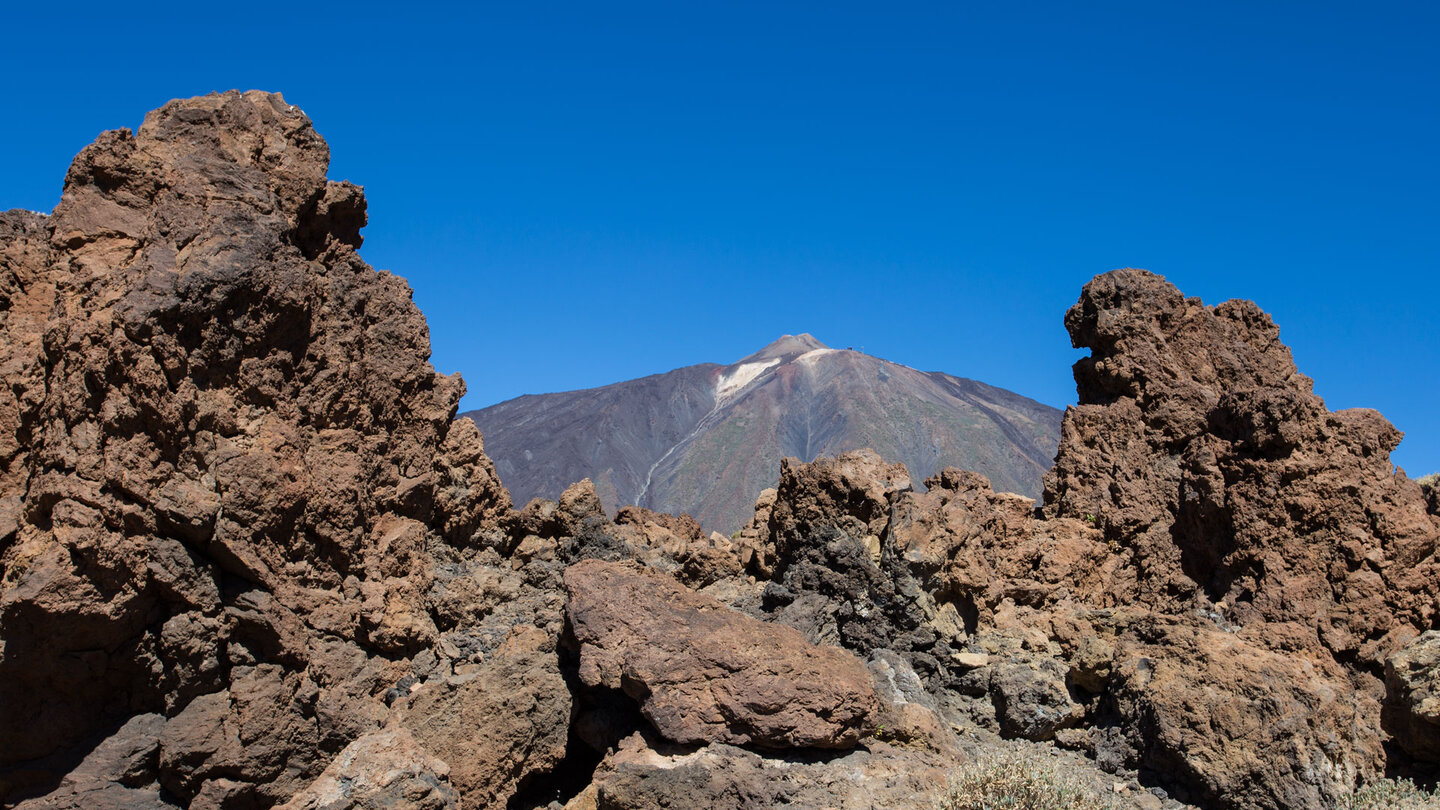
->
0, 90, 515, 805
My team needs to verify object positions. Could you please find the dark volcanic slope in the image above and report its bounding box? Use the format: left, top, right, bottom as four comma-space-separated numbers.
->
463, 335, 1062, 531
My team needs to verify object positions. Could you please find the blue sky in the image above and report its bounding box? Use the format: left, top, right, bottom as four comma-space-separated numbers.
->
3, 2, 1437, 473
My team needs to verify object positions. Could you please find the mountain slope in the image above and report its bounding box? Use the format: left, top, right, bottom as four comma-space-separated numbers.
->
462, 335, 1062, 531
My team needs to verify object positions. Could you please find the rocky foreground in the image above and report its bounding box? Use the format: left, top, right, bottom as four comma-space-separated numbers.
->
1, 91, 1438, 810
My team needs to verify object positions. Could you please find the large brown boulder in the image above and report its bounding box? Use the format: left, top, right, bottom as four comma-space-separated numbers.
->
564, 559, 880, 749
1103, 617, 1381, 810
398, 627, 572, 810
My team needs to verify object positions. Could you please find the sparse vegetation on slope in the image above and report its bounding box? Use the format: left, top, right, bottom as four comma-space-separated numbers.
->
934, 750, 1120, 810
1341, 778, 1440, 810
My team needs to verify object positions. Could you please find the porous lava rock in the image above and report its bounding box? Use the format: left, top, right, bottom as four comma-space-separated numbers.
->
576, 733, 953, 810
564, 559, 880, 749
276, 727, 459, 810
1044, 268, 1440, 668
6, 92, 1437, 810
730, 269, 1439, 809
397, 627, 571, 809
1385, 630, 1440, 764
0, 91, 543, 806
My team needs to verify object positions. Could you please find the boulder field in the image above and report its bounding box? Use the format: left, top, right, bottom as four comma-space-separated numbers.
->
1, 91, 1437, 809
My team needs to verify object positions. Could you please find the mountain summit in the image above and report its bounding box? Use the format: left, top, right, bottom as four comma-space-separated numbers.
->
462, 337, 1062, 531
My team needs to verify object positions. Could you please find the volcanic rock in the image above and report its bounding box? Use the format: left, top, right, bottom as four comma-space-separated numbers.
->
988, 655, 1083, 742
276, 727, 459, 810
722, 268, 1440, 809
1385, 630, 1440, 763
1044, 268, 1440, 668
6, 93, 1438, 810
564, 559, 881, 749
1101, 617, 1380, 809
11, 714, 167, 810
577, 734, 953, 810
0, 91, 516, 804
397, 627, 571, 810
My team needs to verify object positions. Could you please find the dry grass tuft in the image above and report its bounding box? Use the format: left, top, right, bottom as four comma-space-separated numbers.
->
933, 749, 1121, 810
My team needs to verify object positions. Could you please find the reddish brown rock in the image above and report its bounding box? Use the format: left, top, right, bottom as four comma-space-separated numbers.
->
564, 559, 880, 749
398, 628, 571, 810
10, 714, 167, 810
1102, 617, 1381, 810
1043, 268, 1440, 667
0, 91, 513, 804
726, 269, 1440, 808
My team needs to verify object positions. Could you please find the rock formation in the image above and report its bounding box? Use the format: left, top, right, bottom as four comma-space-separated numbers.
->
0, 91, 524, 806
723, 270, 1440, 809
565, 559, 880, 749
2, 93, 1436, 810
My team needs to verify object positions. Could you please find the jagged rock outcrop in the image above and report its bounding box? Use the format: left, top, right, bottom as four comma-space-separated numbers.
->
1386, 631, 1440, 763
729, 269, 1440, 810
1044, 269, 1440, 666
0, 91, 545, 807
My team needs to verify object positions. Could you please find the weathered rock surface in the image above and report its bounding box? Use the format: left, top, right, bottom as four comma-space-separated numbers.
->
574, 734, 952, 810
276, 727, 458, 810
1100, 617, 1380, 809
398, 627, 572, 809
1386, 630, 1440, 764
564, 559, 880, 749
12, 714, 167, 810
726, 270, 1440, 809
1044, 268, 1440, 668
0, 91, 543, 807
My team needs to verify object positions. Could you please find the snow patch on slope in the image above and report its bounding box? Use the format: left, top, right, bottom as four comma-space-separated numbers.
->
795, 348, 837, 366
717, 359, 779, 401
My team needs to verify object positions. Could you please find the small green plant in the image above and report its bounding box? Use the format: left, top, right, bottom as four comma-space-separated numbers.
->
933, 749, 1120, 810
1417, 471, 1439, 489
1340, 777, 1440, 810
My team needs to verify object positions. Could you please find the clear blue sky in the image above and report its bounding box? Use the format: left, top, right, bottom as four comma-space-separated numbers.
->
4, 2, 1437, 473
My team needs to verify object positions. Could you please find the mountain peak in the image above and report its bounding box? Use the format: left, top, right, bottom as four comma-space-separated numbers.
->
739, 333, 829, 364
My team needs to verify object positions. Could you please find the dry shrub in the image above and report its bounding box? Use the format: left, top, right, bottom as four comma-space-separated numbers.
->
1340, 778, 1440, 810
934, 749, 1120, 810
